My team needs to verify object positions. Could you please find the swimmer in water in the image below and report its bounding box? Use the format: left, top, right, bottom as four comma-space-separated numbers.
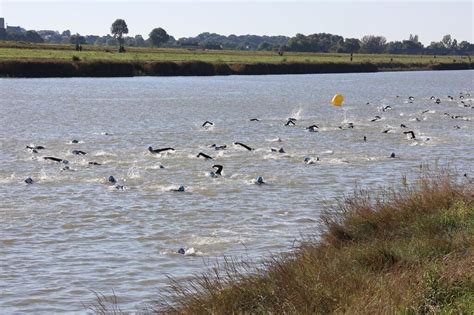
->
306, 125, 319, 132
44, 157, 68, 164
26, 145, 45, 150
404, 131, 416, 140
197, 152, 213, 160
202, 121, 214, 127
208, 164, 223, 177
209, 144, 227, 150
106, 176, 125, 189
285, 120, 296, 126
250, 118, 260, 122
304, 157, 320, 164
253, 176, 265, 185
271, 147, 285, 153
172, 185, 185, 192
339, 122, 354, 129
148, 146, 175, 154
233, 142, 253, 151
72, 150, 86, 155
212, 164, 223, 175
24, 177, 34, 184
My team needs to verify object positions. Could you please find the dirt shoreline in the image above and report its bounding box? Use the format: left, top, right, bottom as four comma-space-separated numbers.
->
0, 60, 471, 77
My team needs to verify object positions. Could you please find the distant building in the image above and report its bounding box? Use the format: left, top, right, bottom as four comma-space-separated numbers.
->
6, 25, 26, 34
0, 18, 4, 30
37, 30, 61, 41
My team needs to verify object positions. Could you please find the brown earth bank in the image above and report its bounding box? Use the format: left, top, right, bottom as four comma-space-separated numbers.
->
0, 60, 472, 78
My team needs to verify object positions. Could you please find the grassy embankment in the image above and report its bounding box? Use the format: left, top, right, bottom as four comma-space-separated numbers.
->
90, 170, 473, 314
155, 170, 473, 314
0, 41, 471, 77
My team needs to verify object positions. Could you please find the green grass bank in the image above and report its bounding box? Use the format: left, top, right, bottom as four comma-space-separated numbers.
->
91, 170, 473, 314
0, 42, 471, 77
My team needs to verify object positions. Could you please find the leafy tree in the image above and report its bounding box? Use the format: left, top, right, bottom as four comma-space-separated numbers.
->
25, 30, 44, 43
61, 30, 71, 37
257, 42, 272, 51
85, 35, 99, 45
386, 41, 404, 54
106, 37, 119, 46
451, 39, 458, 50
70, 33, 86, 45
175, 32, 288, 50
134, 35, 146, 47
149, 28, 170, 47
286, 33, 344, 52
402, 39, 423, 54
458, 41, 473, 52
442, 34, 452, 48
340, 38, 360, 53
426, 41, 446, 53
111, 19, 128, 52
408, 34, 419, 43
360, 35, 387, 53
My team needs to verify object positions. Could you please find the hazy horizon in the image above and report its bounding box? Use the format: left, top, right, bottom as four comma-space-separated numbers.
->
1, 1, 472, 45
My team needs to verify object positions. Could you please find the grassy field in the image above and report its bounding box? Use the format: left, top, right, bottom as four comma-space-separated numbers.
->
150, 169, 472, 314
0, 41, 468, 64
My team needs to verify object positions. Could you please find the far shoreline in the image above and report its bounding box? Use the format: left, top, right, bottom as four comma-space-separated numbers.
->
0, 59, 472, 78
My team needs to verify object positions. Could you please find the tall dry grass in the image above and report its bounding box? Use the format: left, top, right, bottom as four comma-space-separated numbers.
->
89, 169, 473, 314
157, 169, 473, 314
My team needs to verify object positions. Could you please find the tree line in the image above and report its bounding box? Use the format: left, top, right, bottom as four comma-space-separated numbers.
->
284, 33, 473, 55
0, 18, 472, 55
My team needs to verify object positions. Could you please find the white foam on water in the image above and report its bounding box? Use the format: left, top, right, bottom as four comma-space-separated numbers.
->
94, 150, 116, 157
290, 107, 304, 120
321, 150, 334, 155
266, 137, 282, 142
127, 166, 141, 179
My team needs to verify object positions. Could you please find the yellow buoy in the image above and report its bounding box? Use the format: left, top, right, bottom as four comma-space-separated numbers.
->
331, 94, 344, 107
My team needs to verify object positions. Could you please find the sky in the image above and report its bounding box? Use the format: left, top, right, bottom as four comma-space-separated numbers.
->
0, 1, 472, 45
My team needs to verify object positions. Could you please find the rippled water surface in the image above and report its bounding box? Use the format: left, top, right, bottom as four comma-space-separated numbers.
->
1, 71, 473, 313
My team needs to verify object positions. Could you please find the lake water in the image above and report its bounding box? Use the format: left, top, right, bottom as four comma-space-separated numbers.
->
1, 71, 473, 313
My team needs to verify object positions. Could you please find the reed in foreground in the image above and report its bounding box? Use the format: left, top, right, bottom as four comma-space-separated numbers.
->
154, 170, 473, 314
